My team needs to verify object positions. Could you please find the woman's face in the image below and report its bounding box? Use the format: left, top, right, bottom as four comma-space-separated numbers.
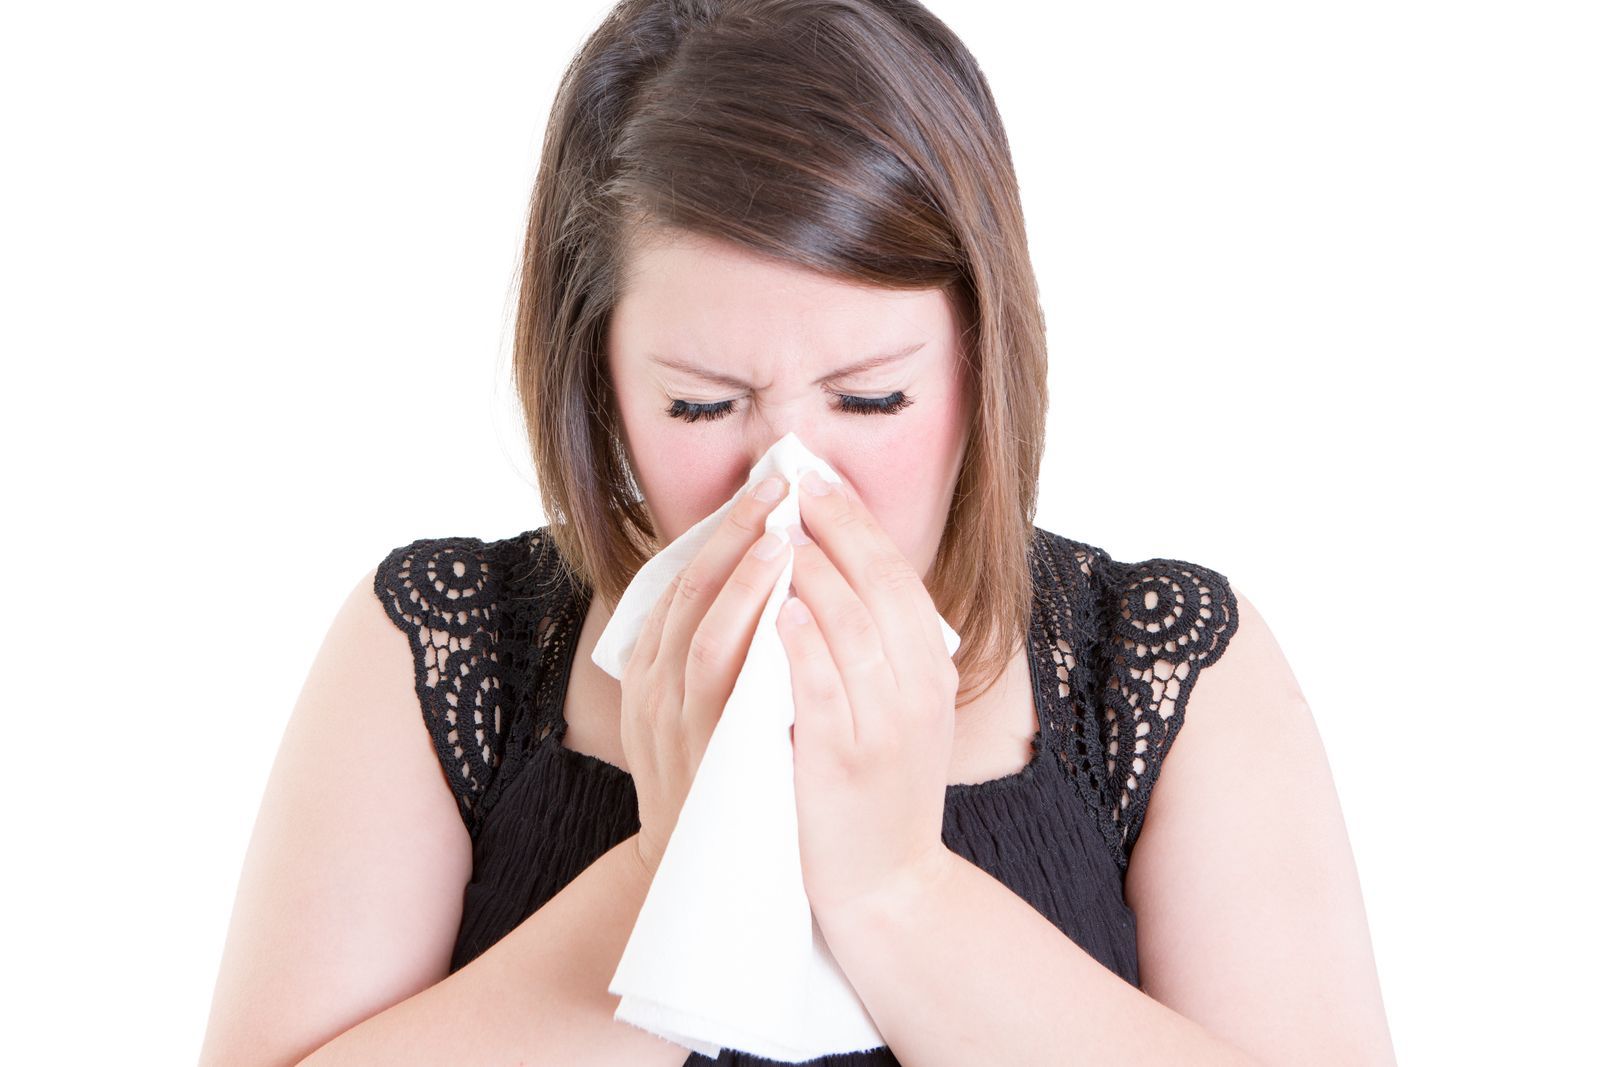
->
605, 232, 974, 583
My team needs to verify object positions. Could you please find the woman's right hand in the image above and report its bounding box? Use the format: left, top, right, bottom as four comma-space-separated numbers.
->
623, 475, 795, 879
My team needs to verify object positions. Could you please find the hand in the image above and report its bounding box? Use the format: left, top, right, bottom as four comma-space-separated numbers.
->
774, 468, 959, 920
622, 475, 795, 878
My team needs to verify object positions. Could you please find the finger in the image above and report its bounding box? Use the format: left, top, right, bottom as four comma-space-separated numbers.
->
794, 469, 946, 681
776, 593, 855, 752
785, 522, 895, 745
680, 523, 795, 735
626, 572, 681, 682
658, 475, 790, 676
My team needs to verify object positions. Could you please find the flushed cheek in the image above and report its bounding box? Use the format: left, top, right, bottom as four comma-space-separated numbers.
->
829, 457, 955, 577
627, 429, 738, 541
628, 397, 964, 551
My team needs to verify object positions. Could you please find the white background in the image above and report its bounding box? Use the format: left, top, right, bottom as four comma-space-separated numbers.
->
2, 1, 1593, 1062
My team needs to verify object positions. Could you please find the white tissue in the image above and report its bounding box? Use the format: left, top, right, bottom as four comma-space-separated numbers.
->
593, 431, 962, 1062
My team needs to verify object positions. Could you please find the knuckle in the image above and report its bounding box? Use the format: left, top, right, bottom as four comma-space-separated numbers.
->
723, 562, 767, 599
625, 639, 659, 684
805, 672, 845, 711
687, 628, 730, 675
632, 676, 663, 723
837, 600, 877, 642
660, 573, 683, 604
831, 498, 864, 529
869, 551, 922, 593
726, 501, 767, 536
639, 680, 662, 718
798, 633, 835, 664
673, 570, 710, 606
641, 587, 675, 637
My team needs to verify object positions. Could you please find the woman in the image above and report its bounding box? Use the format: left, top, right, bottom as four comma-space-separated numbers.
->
200, 1, 1396, 1064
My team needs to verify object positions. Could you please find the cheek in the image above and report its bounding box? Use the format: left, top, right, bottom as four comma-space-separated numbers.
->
623, 422, 734, 539
831, 401, 967, 570
613, 385, 752, 540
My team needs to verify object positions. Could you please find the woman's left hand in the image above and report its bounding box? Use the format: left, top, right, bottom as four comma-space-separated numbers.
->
775, 468, 959, 921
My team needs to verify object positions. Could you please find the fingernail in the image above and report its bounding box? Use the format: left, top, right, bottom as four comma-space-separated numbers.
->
786, 522, 811, 545
754, 475, 786, 502
752, 529, 787, 560
800, 469, 833, 497
782, 596, 812, 625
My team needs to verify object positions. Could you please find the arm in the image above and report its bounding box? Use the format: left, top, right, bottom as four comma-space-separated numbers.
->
811, 592, 1396, 1067
196, 567, 688, 1067
814, 850, 1264, 1067
297, 834, 688, 1066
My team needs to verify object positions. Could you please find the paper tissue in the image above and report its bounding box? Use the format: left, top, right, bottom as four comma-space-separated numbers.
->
591, 431, 962, 1062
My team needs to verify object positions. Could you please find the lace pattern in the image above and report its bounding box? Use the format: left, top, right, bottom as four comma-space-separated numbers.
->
373, 529, 587, 836
1103, 558, 1238, 860
1031, 531, 1240, 870
376, 527, 1237, 865
373, 537, 514, 834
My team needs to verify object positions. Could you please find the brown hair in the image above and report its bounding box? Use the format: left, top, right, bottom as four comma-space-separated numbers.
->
513, 0, 1048, 710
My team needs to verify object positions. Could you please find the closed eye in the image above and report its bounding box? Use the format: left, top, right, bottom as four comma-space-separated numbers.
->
665, 390, 914, 424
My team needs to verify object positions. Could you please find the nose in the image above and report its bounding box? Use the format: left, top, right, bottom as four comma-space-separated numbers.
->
745, 432, 853, 505
745, 423, 828, 476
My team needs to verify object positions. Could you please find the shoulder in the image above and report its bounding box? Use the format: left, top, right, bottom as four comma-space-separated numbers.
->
1033, 527, 1238, 655
1028, 526, 1240, 677
199, 559, 483, 1062
372, 529, 548, 628
1028, 526, 1242, 865
369, 527, 561, 833
1117, 589, 1398, 1063
370, 526, 588, 649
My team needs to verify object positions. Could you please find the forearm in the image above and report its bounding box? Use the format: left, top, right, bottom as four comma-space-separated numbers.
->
816, 849, 1267, 1067
297, 834, 688, 1067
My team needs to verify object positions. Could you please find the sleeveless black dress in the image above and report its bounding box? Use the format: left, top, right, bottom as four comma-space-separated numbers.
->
373, 524, 1239, 1066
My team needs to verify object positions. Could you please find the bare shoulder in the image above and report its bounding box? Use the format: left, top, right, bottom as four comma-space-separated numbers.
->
1125, 591, 1398, 1067
198, 565, 474, 1066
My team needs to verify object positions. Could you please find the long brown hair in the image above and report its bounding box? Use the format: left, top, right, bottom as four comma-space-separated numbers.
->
513, 0, 1049, 710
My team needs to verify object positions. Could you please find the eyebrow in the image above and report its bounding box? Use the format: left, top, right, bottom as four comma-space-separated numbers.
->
646, 341, 926, 389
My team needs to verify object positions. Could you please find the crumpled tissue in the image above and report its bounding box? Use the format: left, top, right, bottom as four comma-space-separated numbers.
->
591, 431, 962, 1062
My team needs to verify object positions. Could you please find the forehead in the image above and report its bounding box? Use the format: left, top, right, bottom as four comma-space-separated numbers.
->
610, 232, 958, 366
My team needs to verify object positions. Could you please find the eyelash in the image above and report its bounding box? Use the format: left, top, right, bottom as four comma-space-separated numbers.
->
665, 390, 915, 423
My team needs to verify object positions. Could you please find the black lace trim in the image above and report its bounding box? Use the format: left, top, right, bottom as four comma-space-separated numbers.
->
376, 526, 1237, 870
1035, 531, 1240, 871
371, 535, 514, 834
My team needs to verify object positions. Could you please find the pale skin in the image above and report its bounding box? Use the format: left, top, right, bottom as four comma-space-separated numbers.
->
769, 482, 1400, 1066
197, 230, 1397, 1064
576, 228, 1038, 787
605, 229, 975, 594
598, 232, 1399, 1064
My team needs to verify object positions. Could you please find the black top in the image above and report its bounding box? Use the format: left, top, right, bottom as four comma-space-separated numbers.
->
373, 524, 1239, 1066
